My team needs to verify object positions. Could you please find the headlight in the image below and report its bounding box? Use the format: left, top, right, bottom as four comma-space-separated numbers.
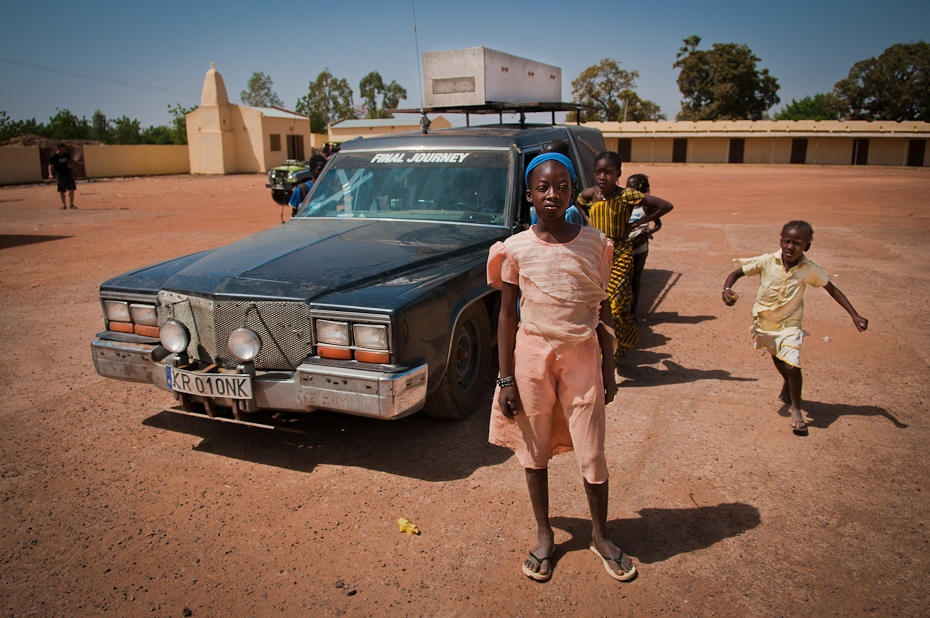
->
160, 319, 190, 354
104, 300, 131, 322
287, 171, 296, 180
316, 320, 350, 346
353, 324, 388, 350
129, 303, 158, 326
228, 327, 262, 362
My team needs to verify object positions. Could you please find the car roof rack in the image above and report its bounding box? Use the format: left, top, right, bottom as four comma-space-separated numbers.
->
388, 102, 594, 131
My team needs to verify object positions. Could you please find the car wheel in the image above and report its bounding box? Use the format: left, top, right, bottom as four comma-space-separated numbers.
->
271, 189, 290, 205
423, 303, 492, 420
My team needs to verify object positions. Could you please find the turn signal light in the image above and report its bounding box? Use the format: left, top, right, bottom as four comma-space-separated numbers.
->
317, 346, 352, 360
355, 350, 391, 364
134, 324, 160, 337
110, 321, 133, 333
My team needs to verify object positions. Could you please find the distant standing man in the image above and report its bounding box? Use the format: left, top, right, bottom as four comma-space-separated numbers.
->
48, 144, 77, 209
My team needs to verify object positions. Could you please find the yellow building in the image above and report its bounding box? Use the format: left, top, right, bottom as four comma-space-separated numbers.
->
186, 63, 326, 175
585, 120, 930, 167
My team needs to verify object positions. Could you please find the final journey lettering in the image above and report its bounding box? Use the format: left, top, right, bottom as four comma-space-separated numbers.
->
370, 152, 471, 164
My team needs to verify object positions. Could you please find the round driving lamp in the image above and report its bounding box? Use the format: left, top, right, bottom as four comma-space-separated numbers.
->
159, 319, 190, 354
228, 327, 262, 362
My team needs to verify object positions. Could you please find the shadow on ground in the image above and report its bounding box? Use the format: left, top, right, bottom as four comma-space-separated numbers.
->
549, 502, 760, 566
620, 269, 756, 387
0, 234, 71, 249
778, 400, 907, 429
142, 384, 509, 481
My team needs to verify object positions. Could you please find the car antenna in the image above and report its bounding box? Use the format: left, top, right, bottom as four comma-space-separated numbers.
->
411, 0, 430, 133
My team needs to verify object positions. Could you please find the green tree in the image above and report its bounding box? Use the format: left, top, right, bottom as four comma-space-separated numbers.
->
359, 71, 407, 119
141, 125, 174, 144
296, 69, 358, 133
673, 36, 780, 120
827, 41, 930, 121
240, 72, 284, 108
568, 59, 666, 122
168, 103, 197, 145
1, 111, 46, 142
0, 111, 12, 142
774, 94, 837, 121
91, 109, 111, 143
111, 116, 142, 144
45, 109, 91, 140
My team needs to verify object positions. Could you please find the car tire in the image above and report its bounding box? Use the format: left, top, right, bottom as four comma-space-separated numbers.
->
271, 189, 290, 205
423, 303, 492, 420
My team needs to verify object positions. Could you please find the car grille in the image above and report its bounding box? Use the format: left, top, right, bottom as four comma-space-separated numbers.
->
157, 291, 313, 370
271, 170, 289, 183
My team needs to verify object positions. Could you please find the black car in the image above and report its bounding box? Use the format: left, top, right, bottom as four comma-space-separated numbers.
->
91, 122, 606, 425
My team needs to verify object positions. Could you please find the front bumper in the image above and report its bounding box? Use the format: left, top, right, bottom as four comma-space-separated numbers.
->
91, 337, 428, 420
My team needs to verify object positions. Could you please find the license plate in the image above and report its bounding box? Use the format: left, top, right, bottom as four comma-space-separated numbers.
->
166, 367, 253, 400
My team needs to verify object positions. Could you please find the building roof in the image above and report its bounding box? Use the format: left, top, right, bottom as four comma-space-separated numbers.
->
253, 106, 309, 120
585, 120, 930, 139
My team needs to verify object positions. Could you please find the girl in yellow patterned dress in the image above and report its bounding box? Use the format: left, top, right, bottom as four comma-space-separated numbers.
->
577, 152, 673, 362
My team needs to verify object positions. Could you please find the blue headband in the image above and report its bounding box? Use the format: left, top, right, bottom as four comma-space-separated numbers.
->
525, 152, 576, 185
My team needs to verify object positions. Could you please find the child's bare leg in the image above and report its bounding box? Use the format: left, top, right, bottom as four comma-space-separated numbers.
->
524, 468, 554, 577
584, 479, 634, 575
774, 358, 805, 428
771, 355, 791, 404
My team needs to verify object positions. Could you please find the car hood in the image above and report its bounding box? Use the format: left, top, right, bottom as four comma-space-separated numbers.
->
158, 218, 507, 301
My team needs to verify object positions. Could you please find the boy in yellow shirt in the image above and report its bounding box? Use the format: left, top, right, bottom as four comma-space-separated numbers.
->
721, 221, 868, 434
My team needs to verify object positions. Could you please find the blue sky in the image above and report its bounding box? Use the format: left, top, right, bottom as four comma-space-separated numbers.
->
2, 0, 928, 128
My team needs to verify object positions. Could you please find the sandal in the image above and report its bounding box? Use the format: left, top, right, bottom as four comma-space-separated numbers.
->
521, 551, 553, 582
590, 544, 637, 581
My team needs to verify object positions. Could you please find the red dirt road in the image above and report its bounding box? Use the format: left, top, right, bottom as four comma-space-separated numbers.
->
1, 166, 928, 616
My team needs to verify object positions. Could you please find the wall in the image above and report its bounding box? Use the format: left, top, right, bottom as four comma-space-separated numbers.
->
1, 145, 187, 185
260, 115, 319, 170
690, 137, 728, 163
808, 137, 853, 165
744, 138, 793, 164
83, 145, 189, 177
868, 139, 907, 166
0, 147, 42, 184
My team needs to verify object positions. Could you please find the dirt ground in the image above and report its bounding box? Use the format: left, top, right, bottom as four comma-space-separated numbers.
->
1, 164, 928, 617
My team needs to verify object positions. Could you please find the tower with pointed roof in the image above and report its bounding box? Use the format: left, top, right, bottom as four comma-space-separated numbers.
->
187, 62, 238, 174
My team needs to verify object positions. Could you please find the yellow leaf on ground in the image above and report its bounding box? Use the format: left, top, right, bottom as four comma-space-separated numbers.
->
397, 517, 420, 535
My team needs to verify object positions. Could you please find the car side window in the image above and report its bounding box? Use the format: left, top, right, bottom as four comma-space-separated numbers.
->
517, 149, 544, 227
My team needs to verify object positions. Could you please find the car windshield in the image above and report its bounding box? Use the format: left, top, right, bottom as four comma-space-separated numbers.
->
295, 149, 511, 225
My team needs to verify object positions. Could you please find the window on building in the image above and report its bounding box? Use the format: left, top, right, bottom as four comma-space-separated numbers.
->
270, 134, 282, 152
790, 139, 808, 164
851, 139, 869, 165
617, 138, 632, 163
287, 135, 305, 161
672, 139, 688, 163
728, 138, 745, 164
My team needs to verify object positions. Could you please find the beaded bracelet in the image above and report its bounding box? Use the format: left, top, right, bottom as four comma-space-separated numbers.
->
496, 375, 516, 388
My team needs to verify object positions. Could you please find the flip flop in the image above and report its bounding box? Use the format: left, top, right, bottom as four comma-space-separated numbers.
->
589, 544, 637, 581
791, 419, 809, 435
521, 551, 552, 582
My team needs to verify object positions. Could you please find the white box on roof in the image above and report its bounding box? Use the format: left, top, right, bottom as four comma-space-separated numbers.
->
423, 47, 562, 108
